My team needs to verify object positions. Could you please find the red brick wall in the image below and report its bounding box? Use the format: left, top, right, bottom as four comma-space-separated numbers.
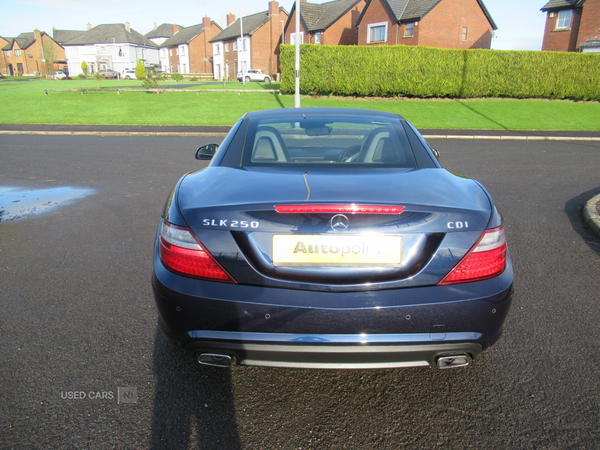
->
0, 37, 8, 75
418, 0, 493, 49
285, 9, 310, 45
397, 22, 420, 46
359, 0, 492, 49
251, 9, 289, 75
221, 39, 241, 79
578, 0, 600, 48
542, 8, 582, 51
322, 1, 365, 45
168, 47, 180, 72
189, 19, 220, 74
358, 0, 400, 45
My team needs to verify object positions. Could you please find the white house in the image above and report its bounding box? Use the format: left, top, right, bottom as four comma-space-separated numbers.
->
63, 22, 159, 76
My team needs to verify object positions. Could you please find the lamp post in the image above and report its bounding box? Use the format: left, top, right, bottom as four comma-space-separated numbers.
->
294, 0, 300, 107
240, 0, 245, 85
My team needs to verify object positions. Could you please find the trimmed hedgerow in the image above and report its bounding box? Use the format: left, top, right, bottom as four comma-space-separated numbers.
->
280, 45, 600, 100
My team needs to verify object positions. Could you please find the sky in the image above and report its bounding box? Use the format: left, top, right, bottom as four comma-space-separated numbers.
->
0, 0, 547, 51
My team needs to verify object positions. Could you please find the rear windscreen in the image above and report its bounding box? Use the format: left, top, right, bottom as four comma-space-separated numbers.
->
242, 114, 417, 168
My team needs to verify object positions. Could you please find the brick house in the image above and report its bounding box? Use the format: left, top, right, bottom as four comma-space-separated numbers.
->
62, 23, 159, 76
355, 0, 497, 49
284, 0, 366, 45
1, 30, 66, 76
160, 18, 222, 74
0, 37, 8, 75
541, 0, 600, 52
210, 1, 289, 80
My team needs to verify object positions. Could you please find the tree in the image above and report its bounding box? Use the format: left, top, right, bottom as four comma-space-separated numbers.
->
81, 61, 88, 76
42, 39, 55, 77
135, 59, 146, 80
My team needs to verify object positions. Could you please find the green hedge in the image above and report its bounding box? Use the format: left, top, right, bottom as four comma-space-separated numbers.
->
280, 45, 600, 100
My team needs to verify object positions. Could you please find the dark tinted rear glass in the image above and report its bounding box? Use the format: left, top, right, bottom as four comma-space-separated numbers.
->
242, 114, 417, 168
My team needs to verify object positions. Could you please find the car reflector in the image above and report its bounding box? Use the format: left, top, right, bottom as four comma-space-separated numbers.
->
275, 204, 405, 214
159, 221, 236, 283
439, 226, 507, 285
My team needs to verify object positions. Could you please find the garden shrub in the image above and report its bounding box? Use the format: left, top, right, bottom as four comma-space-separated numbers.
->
135, 59, 146, 80
280, 45, 600, 100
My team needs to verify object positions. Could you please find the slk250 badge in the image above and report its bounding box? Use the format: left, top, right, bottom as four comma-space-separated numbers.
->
202, 219, 259, 228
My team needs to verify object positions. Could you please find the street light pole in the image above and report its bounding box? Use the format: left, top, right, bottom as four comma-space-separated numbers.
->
240, 0, 245, 85
294, 0, 300, 107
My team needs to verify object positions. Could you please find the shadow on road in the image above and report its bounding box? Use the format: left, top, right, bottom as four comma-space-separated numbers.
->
565, 186, 600, 254
150, 327, 240, 449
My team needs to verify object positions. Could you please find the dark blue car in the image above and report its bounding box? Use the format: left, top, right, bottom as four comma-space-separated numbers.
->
152, 108, 513, 370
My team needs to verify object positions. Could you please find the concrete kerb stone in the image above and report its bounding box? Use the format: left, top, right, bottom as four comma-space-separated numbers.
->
583, 193, 600, 241
4, 131, 599, 140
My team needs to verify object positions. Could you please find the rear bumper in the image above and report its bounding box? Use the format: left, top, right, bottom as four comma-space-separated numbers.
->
153, 226, 514, 369
153, 264, 513, 369
180, 328, 484, 369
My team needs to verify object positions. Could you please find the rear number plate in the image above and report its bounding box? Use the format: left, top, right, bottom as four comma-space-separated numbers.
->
272, 235, 402, 266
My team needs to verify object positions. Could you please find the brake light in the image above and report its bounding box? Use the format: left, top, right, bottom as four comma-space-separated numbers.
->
159, 221, 236, 283
275, 204, 404, 214
439, 226, 507, 285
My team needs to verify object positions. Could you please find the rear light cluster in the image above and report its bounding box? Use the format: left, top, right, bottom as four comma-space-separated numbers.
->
439, 226, 507, 285
275, 204, 405, 214
159, 221, 236, 283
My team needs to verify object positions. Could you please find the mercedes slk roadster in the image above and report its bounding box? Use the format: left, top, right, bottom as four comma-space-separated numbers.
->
152, 108, 513, 370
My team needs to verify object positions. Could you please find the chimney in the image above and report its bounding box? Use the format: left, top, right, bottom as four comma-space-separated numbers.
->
87, 22, 92, 31
203, 16, 211, 29
227, 13, 236, 27
268, 1, 279, 17
172, 25, 180, 34
125, 21, 131, 33
154, 22, 158, 30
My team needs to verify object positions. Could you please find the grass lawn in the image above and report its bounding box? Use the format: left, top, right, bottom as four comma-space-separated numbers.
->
2, 78, 600, 130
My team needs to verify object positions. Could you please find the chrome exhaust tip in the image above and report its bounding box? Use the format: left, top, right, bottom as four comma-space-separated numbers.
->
437, 354, 471, 369
197, 353, 232, 367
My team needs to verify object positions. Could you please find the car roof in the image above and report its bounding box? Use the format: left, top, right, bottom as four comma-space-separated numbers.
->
244, 108, 405, 120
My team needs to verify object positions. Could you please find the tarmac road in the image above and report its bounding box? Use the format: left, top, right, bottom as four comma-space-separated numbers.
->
0, 134, 599, 449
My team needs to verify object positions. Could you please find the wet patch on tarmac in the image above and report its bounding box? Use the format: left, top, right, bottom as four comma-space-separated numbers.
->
0, 186, 95, 222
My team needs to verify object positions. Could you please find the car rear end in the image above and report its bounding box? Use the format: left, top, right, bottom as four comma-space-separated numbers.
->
152, 109, 513, 370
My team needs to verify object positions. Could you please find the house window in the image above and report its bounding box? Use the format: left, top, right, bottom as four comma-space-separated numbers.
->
405, 23, 414, 37
462, 27, 468, 40
314, 32, 321, 44
5, 50, 11, 57
180, 46, 185, 56
225, 43, 229, 52
556, 10, 572, 29
118, 47, 124, 57
233, 41, 237, 51
290, 32, 304, 44
367, 22, 387, 43
215, 44, 220, 55
14, 49, 21, 56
